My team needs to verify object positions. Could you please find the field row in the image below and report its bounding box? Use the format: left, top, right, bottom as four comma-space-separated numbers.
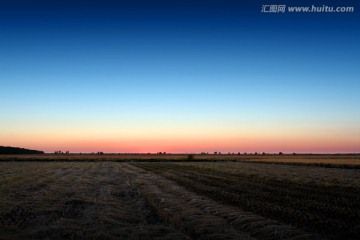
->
1, 162, 319, 240
1, 154, 359, 169
175, 162, 360, 187
1, 161, 359, 239
0, 162, 187, 240
122, 163, 313, 240
132, 162, 360, 239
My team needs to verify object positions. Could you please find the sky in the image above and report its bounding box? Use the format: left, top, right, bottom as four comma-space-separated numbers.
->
0, 0, 359, 153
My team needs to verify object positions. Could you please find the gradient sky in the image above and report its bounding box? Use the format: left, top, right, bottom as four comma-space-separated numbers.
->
1, 0, 359, 153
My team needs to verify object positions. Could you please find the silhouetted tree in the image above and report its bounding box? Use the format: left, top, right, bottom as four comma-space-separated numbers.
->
0, 146, 44, 154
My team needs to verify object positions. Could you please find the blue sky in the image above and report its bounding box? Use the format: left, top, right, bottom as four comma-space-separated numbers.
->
1, 0, 359, 152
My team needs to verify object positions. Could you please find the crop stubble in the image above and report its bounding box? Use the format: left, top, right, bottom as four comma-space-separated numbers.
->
1, 160, 359, 239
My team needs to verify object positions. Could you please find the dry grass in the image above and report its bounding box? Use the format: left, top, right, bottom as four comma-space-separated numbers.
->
0, 162, 188, 240
175, 162, 360, 187
123, 164, 313, 240
1, 154, 359, 170
1, 155, 359, 239
133, 162, 360, 239
241, 157, 360, 168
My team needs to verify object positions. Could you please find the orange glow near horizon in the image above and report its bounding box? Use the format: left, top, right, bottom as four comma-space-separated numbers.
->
2, 134, 359, 154
1, 119, 359, 153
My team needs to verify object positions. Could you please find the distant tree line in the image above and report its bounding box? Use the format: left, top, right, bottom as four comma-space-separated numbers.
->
199, 151, 287, 155
54, 151, 104, 155
54, 151, 70, 154
0, 146, 44, 154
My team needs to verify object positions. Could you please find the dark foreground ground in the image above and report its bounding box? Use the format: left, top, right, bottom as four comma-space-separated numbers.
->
0, 155, 359, 239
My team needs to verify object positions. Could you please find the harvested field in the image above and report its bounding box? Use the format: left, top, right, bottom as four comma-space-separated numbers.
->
132, 162, 360, 239
172, 162, 360, 187
0, 162, 188, 240
1, 154, 359, 168
1, 155, 359, 239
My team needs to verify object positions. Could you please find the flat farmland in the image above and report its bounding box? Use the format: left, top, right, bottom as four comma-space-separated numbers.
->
0, 162, 188, 240
0, 155, 359, 239
1, 154, 359, 168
